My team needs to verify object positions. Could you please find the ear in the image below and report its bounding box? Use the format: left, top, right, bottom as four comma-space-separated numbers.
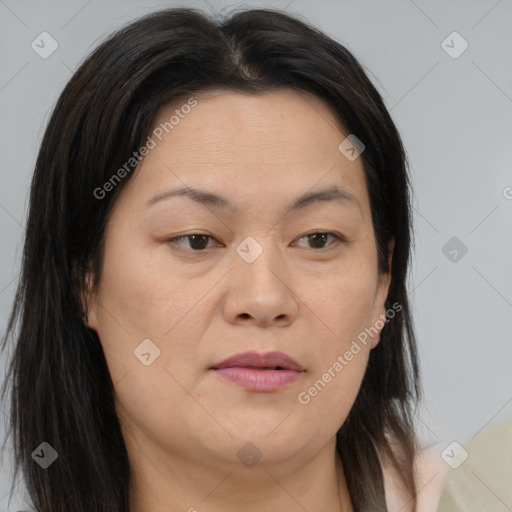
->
370, 237, 395, 349
82, 272, 99, 331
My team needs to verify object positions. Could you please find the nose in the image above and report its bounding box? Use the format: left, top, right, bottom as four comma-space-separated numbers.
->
223, 239, 299, 328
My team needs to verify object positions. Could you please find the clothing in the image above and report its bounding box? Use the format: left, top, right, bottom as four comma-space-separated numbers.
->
437, 418, 512, 511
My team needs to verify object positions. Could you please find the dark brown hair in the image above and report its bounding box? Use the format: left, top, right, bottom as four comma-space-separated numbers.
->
1, 7, 421, 511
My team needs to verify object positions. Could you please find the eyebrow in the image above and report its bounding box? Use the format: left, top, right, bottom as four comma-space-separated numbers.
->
145, 184, 361, 216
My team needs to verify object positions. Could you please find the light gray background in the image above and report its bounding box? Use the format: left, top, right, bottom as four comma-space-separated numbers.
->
1, 0, 511, 509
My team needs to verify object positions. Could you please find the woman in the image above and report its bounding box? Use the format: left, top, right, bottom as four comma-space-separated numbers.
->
1, 7, 423, 511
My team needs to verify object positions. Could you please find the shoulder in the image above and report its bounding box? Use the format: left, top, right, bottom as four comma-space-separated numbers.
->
381, 440, 450, 512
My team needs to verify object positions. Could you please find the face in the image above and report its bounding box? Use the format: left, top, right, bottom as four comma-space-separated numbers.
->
85, 89, 392, 474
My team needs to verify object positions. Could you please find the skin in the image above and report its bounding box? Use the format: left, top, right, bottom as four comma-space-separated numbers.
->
85, 89, 394, 512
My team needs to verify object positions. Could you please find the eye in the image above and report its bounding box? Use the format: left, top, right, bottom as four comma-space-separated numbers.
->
292, 231, 345, 250
167, 234, 218, 251
166, 231, 345, 253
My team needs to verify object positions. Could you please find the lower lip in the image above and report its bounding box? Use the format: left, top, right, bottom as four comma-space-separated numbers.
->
211, 367, 303, 392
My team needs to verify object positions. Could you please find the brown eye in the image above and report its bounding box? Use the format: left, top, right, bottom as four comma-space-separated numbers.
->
294, 232, 344, 250
167, 234, 216, 251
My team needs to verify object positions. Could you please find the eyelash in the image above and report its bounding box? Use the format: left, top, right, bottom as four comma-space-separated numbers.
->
166, 231, 346, 252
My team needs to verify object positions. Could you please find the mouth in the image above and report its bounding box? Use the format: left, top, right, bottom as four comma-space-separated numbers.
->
210, 351, 305, 392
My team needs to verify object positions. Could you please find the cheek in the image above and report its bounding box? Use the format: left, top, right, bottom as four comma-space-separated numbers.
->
292, 261, 377, 431
112, 360, 207, 462
95, 228, 204, 340
93, 234, 218, 403
303, 261, 378, 356
294, 306, 372, 441
297, 350, 369, 437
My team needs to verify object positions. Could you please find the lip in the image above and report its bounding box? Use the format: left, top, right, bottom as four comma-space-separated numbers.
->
210, 351, 305, 392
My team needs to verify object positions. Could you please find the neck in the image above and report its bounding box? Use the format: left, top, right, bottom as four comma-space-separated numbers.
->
127, 435, 353, 512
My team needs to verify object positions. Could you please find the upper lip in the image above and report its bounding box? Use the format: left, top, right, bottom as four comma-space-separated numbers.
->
211, 351, 304, 372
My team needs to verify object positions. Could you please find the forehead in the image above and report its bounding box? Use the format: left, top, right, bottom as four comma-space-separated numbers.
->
120, 89, 370, 216
151, 88, 347, 162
